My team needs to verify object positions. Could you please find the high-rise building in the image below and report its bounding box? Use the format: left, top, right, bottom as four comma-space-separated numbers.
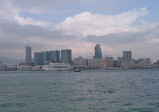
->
25, 46, 32, 64
61, 49, 72, 64
34, 52, 41, 66
41, 51, 50, 65
123, 51, 132, 62
49, 50, 60, 63
0, 60, 2, 65
94, 44, 102, 59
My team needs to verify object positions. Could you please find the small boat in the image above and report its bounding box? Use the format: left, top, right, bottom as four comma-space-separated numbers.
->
74, 68, 81, 72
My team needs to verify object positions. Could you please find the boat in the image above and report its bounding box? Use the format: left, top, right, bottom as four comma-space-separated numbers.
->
18, 66, 32, 71
42, 63, 73, 71
74, 67, 81, 72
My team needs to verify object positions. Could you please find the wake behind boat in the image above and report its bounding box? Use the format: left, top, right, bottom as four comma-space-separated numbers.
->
42, 63, 73, 71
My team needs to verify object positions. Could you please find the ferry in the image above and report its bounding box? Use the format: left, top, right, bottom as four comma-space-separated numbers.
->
18, 66, 32, 71
42, 63, 73, 71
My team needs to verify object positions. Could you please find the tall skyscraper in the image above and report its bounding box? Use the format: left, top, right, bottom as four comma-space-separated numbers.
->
61, 49, 72, 64
123, 51, 132, 62
25, 46, 32, 64
49, 50, 60, 63
94, 44, 102, 59
0, 60, 2, 65
34, 52, 41, 66
41, 51, 50, 65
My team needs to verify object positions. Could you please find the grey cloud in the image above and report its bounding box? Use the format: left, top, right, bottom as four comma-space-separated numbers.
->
85, 26, 159, 45
10, 0, 93, 10
0, 22, 75, 40
84, 26, 159, 61
0, 21, 77, 58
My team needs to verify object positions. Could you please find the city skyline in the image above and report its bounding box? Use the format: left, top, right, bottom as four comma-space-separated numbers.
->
22, 44, 154, 70
1, 44, 159, 63
0, 0, 159, 61
1, 44, 159, 70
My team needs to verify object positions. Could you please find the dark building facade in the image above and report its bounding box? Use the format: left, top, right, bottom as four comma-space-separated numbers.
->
123, 51, 132, 62
49, 50, 60, 63
61, 49, 72, 64
0, 60, 2, 65
34, 50, 61, 66
25, 46, 32, 64
34, 52, 41, 66
41, 51, 50, 65
94, 44, 102, 59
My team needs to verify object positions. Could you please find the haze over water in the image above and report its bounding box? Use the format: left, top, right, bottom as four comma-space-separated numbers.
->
0, 70, 159, 112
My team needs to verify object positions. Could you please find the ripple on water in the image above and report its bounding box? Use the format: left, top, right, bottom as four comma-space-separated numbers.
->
99, 107, 108, 111
87, 89, 93, 94
123, 103, 133, 106
107, 89, 116, 93
18, 94, 33, 98
117, 109, 129, 112
0, 103, 27, 108
129, 108, 154, 112
0, 70, 159, 112
75, 97, 86, 102
148, 102, 159, 108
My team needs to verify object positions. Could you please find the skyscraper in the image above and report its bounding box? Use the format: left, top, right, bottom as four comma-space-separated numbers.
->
94, 44, 102, 59
41, 51, 49, 65
61, 49, 72, 64
123, 51, 132, 62
25, 46, 32, 64
0, 60, 2, 65
34, 52, 41, 66
49, 50, 60, 63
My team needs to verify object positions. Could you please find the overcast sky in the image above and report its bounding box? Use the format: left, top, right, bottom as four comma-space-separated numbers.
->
0, 0, 159, 61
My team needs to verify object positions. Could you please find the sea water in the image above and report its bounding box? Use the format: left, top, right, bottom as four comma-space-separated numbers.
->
0, 69, 159, 112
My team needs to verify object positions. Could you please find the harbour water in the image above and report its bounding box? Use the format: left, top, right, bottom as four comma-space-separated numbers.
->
0, 69, 159, 112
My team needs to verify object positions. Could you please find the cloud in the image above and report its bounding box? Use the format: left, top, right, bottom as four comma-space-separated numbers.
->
10, 0, 95, 8
84, 25, 159, 59
0, 21, 78, 59
85, 31, 149, 45
11, 0, 77, 8
14, 15, 50, 27
6, 0, 96, 15
55, 7, 148, 37
0, 0, 52, 27
0, 0, 19, 22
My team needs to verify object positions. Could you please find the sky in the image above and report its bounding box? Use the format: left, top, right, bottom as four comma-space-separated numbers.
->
0, 0, 159, 61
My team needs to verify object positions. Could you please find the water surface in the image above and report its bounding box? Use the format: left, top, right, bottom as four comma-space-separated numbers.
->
0, 69, 159, 112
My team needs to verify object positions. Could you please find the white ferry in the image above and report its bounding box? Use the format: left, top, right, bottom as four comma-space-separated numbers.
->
18, 66, 32, 71
42, 63, 73, 71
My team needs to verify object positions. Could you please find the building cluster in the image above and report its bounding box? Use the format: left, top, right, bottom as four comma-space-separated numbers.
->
34, 49, 72, 66
72, 45, 158, 69
1, 44, 159, 71
21, 44, 159, 70
115, 51, 151, 69
24, 46, 72, 67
